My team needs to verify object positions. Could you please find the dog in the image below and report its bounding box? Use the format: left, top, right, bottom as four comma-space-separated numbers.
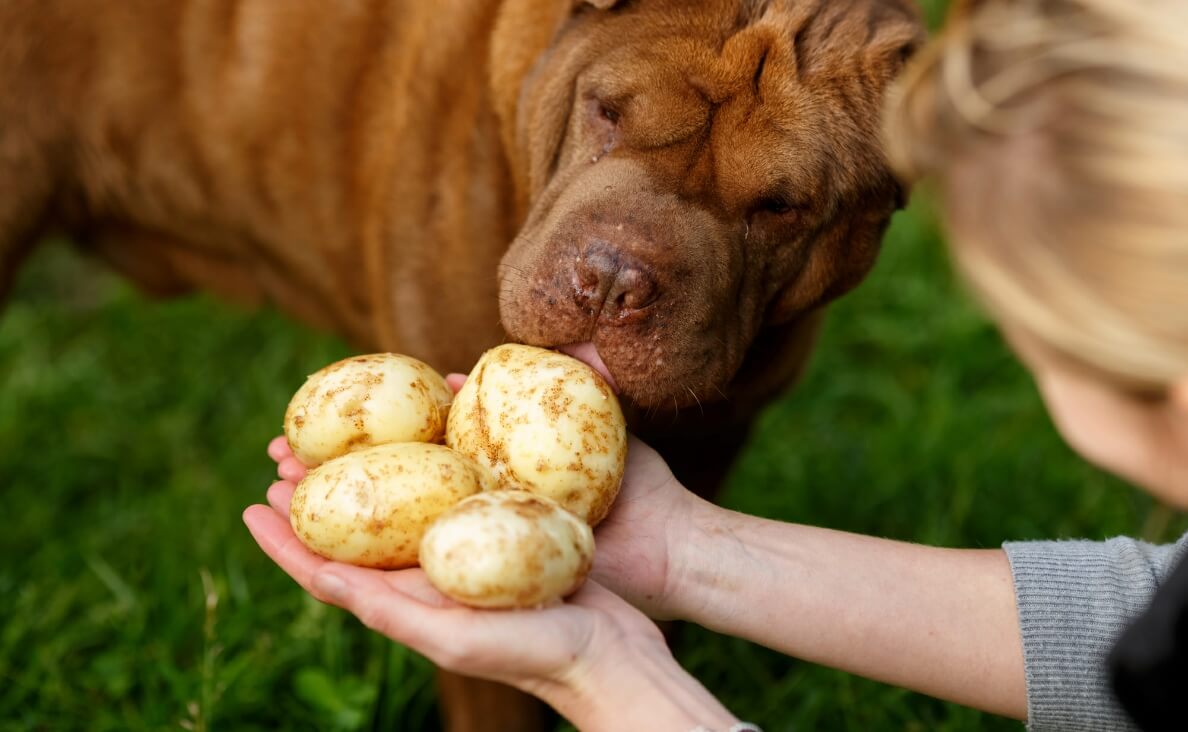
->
0, 0, 923, 729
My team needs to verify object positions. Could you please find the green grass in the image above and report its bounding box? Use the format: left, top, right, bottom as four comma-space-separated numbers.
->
2, 196, 1180, 731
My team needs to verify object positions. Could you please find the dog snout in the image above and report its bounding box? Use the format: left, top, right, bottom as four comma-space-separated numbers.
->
571, 240, 658, 320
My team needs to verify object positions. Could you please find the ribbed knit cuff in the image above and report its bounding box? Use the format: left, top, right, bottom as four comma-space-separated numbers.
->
1002, 537, 1185, 732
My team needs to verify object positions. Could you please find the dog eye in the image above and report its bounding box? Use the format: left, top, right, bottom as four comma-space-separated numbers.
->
599, 103, 620, 124
757, 196, 793, 215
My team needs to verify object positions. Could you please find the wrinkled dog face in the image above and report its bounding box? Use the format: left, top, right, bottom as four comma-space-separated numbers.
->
499, 0, 923, 408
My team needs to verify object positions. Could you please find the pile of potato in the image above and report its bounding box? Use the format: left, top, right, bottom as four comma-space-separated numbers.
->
283, 345, 627, 608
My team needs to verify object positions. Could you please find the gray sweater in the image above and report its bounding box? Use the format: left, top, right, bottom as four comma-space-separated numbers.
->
1003, 532, 1188, 731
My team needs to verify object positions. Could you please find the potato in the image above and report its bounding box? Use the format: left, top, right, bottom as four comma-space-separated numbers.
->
284, 353, 452, 466
446, 344, 627, 526
419, 491, 595, 608
290, 442, 492, 569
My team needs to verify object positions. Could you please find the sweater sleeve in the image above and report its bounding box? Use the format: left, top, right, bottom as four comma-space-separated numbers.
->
1003, 532, 1188, 731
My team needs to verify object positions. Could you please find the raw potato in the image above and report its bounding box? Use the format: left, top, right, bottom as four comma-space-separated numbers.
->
285, 353, 452, 466
290, 442, 492, 569
446, 344, 627, 526
420, 491, 595, 608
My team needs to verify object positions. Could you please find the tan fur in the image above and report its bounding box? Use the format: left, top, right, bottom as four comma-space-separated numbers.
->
0, 0, 922, 729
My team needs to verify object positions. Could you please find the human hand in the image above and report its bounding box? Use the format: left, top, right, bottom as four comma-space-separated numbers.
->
243, 482, 736, 730
267, 368, 700, 620
243, 482, 666, 701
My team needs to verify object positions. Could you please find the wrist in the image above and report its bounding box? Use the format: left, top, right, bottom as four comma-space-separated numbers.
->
538, 635, 737, 732
662, 496, 739, 624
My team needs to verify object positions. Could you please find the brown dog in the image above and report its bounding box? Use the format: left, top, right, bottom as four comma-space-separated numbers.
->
0, 0, 922, 729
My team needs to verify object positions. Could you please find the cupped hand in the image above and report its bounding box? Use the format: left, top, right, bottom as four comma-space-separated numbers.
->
266, 372, 700, 620
243, 479, 668, 705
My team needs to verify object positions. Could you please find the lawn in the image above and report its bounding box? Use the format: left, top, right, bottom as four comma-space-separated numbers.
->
1, 3, 1181, 729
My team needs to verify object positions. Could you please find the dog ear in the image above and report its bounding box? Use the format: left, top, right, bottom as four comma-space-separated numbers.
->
864, 3, 927, 79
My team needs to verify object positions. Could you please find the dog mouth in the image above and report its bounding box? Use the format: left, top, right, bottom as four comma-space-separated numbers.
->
558, 341, 619, 393
552, 337, 738, 412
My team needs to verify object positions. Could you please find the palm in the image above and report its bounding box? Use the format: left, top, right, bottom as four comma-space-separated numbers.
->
243, 478, 665, 693
267, 431, 691, 620
588, 437, 691, 618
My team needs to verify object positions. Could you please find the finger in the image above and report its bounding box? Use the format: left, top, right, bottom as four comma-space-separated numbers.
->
267, 481, 296, 514
380, 568, 464, 608
278, 456, 308, 482
446, 373, 466, 393
311, 565, 468, 656
314, 566, 607, 685
312, 564, 454, 608
267, 436, 293, 462
243, 504, 334, 598
244, 504, 448, 616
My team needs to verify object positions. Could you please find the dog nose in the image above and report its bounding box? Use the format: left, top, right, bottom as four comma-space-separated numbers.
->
572, 242, 658, 319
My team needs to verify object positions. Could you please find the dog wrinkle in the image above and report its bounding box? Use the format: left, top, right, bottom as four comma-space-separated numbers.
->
730, 0, 773, 34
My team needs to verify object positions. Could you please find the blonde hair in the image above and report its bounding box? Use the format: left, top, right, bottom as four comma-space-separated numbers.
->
884, 0, 1188, 390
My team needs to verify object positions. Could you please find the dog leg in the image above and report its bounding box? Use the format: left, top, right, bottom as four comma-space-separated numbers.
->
0, 9, 61, 303
436, 671, 547, 732
0, 157, 54, 307
0, 227, 39, 308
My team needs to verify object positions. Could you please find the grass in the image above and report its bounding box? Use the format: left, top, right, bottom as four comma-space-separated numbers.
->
2, 196, 1180, 732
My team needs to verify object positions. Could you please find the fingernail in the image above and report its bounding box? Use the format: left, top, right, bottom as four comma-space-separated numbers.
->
313, 572, 348, 601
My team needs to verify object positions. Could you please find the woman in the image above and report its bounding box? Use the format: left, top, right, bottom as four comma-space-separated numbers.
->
245, 0, 1188, 728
